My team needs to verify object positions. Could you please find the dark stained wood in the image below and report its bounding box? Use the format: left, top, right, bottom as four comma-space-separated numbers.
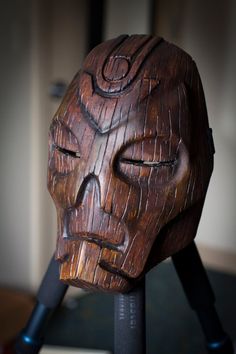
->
47, 35, 214, 293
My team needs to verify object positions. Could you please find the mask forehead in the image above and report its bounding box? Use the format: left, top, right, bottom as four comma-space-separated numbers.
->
53, 34, 192, 157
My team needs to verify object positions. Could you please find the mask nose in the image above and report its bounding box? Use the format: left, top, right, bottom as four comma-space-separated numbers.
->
74, 172, 114, 214
69, 173, 128, 249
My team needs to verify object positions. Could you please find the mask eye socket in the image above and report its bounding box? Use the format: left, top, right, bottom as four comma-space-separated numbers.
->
116, 137, 180, 185
49, 120, 80, 175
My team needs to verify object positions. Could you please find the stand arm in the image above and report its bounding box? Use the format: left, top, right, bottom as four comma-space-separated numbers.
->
172, 242, 234, 354
15, 256, 68, 354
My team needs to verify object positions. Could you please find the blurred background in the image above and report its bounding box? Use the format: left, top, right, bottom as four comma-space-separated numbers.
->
0, 0, 235, 352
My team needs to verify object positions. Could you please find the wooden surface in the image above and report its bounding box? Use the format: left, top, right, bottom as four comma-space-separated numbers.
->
47, 35, 214, 292
0, 288, 34, 343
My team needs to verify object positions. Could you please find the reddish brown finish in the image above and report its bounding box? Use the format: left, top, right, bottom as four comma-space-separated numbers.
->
47, 35, 214, 292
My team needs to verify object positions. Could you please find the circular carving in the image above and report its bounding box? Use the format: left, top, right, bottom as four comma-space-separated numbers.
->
103, 57, 130, 82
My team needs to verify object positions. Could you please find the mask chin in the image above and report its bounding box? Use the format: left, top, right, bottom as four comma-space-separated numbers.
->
145, 199, 205, 272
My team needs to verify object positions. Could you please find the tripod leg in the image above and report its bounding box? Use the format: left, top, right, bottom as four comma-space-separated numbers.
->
15, 255, 68, 354
114, 277, 146, 354
172, 242, 234, 354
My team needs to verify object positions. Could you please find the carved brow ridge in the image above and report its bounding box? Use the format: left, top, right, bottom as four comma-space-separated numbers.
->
78, 74, 160, 135
77, 95, 130, 135
52, 118, 80, 139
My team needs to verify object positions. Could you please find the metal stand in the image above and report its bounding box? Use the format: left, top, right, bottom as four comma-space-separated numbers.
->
114, 278, 146, 354
14, 243, 234, 354
172, 242, 234, 354
15, 256, 68, 354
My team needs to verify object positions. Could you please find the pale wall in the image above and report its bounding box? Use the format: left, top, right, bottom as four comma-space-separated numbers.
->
0, 0, 32, 289
185, 0, 236, 253
105, 0, 151, 39
0, 0, 88, 291
154, 0, 236, 254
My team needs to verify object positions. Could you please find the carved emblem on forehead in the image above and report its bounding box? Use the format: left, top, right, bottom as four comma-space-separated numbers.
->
78, 35, 162, 133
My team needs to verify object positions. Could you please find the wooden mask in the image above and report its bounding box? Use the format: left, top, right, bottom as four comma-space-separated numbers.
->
48, 35, 214, 292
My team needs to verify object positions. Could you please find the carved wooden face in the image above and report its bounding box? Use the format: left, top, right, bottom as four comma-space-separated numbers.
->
48, 35, 214, 292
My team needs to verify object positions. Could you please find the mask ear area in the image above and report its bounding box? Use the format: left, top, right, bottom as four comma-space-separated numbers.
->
145, 198, 205, 271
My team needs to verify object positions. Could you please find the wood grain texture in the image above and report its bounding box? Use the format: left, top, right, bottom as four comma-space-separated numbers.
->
47, 35, 214, 292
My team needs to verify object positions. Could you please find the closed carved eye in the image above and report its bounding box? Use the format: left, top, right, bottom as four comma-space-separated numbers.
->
54, 144, 81, 158
50, 119, 80, 154
49, 119, 80, 175
119, 157, 177, 168
116, 136, 180, 184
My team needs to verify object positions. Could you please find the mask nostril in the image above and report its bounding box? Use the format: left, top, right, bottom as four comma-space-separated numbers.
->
75, 173, 101, 208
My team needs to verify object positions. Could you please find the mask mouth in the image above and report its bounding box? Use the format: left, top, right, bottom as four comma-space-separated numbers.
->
57, 234, 134, 292
66, 208, 130, 253
99, 259, 136, 281
65, 232, 126, 253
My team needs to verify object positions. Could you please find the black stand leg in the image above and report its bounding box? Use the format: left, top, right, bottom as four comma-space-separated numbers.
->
114, 277, 146, 354
172, 242, 234, 354
15, 256, 68, 354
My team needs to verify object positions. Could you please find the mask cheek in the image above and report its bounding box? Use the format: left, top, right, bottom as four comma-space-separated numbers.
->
48, 147, 77, 176
47, 171, 77, 210
121, 147, 191, 278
